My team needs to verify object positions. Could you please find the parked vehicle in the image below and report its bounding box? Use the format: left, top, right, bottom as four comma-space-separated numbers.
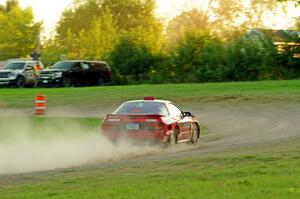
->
0, 61, 6, 69
38, 60, 112, 87
0, 60, 43, 88
101, 97, 200, 145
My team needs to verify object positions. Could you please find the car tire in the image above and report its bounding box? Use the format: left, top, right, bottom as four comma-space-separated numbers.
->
189, 123, 199, 144
62, 77, 71, 87
169, 127, 178, 145
96, 77, 105, 86
15, 76, 25, 88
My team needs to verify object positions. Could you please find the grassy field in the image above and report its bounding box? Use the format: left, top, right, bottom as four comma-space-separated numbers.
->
0, 80, 299, 109
0, 138, 299, 199
0, 80, 300, 198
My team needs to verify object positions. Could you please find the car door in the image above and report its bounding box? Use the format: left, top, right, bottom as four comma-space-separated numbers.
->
23, 62, 35, 84
81, 62, 93, 85
70, 62, 84, 85
86, 62, 104, 85
168, 104, 191, 142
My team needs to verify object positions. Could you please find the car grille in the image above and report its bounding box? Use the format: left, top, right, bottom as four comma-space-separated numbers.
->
40, 71, 55, 78
0, 72, 9, 78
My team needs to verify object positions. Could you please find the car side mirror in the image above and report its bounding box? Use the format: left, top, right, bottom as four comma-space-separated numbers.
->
183, 112, 193, 117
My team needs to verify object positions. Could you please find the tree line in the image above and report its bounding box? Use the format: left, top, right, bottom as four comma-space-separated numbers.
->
0, 0, 299, 84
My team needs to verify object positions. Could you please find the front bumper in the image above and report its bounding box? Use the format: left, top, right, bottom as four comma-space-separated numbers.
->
38, 77, 62, 86
0, 78, 16, 86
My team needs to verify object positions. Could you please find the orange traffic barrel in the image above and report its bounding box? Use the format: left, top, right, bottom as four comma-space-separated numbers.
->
35, 95, 46, 115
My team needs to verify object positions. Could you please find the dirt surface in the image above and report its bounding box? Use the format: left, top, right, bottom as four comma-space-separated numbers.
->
0, 97, 299, 179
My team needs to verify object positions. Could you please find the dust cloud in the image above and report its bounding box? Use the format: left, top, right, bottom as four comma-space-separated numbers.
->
0, 118, 165, 175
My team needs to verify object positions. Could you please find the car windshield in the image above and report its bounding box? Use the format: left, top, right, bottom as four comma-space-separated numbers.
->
4, 62, 26, 70
113, 102, 169, 116
52, 62, 76, 70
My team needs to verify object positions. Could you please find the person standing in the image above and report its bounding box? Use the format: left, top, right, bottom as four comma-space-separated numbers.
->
30, 50, 40, 61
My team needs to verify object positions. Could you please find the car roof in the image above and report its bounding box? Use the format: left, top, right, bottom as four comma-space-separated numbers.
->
58, 60, 108, 64
8, 60, 40, 63
57, 60, 84, 63
123, 99, 173, 105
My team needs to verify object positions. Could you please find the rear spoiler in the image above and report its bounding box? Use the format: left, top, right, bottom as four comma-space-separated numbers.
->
106, 114, 164, 118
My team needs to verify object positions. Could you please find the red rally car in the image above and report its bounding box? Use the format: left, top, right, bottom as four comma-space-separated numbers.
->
101, 97, 200, 145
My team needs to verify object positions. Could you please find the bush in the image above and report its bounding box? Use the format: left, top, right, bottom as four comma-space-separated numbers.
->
224, 30, 278, 81
109, 36, 154, 84
170, 30, 226, 83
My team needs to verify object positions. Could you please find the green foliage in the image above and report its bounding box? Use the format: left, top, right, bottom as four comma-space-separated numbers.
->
165, 9, 209, 49
109, 36, 154, 84
170, 30, 226, 83
276, 32, 300, 78
40, 38, 65, 67
1, 0, 296, 84
224, 30, 278, 81
45, 0, 163, 64
0, 0, 41, 60
56, 0, 101, 40
75, 8, 118, 60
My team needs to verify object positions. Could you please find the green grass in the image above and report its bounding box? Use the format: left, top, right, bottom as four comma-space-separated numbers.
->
0, 80, 299, 109
0, 139, 299, 199
0, 80, 300, 198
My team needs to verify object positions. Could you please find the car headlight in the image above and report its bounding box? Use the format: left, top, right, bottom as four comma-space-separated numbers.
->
8, 72, 17, 78
54, 72, 63, 78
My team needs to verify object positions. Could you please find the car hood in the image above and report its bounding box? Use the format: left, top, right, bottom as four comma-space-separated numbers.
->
0, 69, 22, 73
42, 69, 67, 72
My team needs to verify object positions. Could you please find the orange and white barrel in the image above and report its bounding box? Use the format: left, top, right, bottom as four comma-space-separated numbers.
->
35, 95, 46, 115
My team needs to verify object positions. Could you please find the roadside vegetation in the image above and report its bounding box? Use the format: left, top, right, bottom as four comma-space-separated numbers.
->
0, 0, 299, 85
0, 80, 299, 109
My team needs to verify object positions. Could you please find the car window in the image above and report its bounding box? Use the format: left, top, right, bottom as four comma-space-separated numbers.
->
88, 62, 109, 70
53, 62, 76, 70
71, 62, 81, 70
4, 62, 26, 70
81, 62, 90, 69
114, 102, 169, 116
26, 63, 34, 69
168, 104, 182, 117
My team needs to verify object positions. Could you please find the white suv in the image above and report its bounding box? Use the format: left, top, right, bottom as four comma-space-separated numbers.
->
0, 60, 43, 88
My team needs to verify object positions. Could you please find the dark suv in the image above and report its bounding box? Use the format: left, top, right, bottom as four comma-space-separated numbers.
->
38, 60, 112, 87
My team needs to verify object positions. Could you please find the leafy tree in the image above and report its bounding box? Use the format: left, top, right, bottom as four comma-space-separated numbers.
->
56, 0, 101, 40
166, 9, 209, 49
211, 0, 243, 31
0, 0, 41, 60
73, 8, 118, 60
171, 30, 226, 83
54, 0, 163, 60
101, 0, 164, 53
40, 38, 65, 67
165, 0, 243, 49
109, 36, 154, 84
224, 30, 278, 81
276, 30, 300, 77
292, 17, 300, 29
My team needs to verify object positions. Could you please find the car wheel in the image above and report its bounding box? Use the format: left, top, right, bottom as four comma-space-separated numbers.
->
62, 77, 71, 87
15, 76, 25, 88
189, 123, 199, 144
169, 127, 178, 145
96, 77, 105, 86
